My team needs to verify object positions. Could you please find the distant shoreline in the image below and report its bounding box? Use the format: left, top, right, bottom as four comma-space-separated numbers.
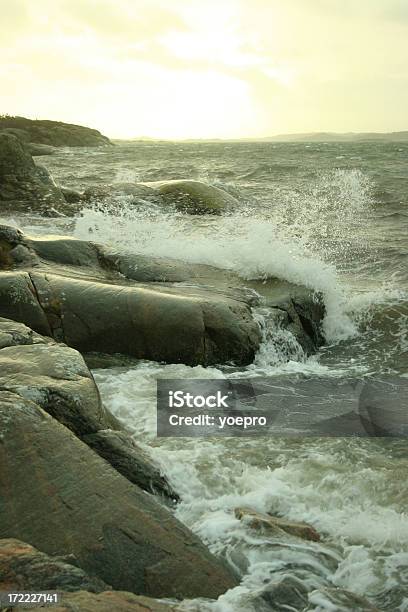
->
113, 131, 408, 144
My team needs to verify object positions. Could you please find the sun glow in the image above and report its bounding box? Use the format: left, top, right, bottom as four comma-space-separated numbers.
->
1, 0, 408, 138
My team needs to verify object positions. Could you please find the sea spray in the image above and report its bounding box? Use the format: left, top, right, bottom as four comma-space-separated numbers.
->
74, 204, 357, 342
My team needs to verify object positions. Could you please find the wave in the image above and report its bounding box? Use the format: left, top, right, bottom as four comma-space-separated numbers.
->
73, 167, 404, 350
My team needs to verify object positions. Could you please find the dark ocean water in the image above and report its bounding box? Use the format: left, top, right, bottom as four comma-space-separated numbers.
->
4, 142, 408, 611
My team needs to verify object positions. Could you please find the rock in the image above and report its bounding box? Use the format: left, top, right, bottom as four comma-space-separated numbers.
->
0, 116, 112, 147
83, 182, 159, 203
0, 317, 178, 502
145, 179, 239, 214
248, 575, 309, 611
0, 539, 107, 593
61, 186, 83, 203
0, 133, 68, 213
235, 508, 321, 541
0, 224, 325, 363
0, 338, 110, 437
0, 228, 262, 366
27, 142, 57, 156
16, 590, 177, 611
306, 587, 380, 611
0, 391, 238, 598
0, 317, 49, 349
83, 429, 179, 502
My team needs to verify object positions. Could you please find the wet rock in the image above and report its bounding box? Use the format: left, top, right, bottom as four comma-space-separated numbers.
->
0, 116, 112, 147
0, 317, 51, 349
61, 186, 83, 203
0, 318, 180, 502
145, 179, 239, 214
0, 539, 107, 593
306, 587, 380, 611
83, 182, 159, 203
235, 508, 321, 541
249, 575, 309, 611
0, 391, 238, 598
0, 268, 260, 367
0, 133, 67, 213
0, 224, 324, 364
0, 339, 110, 437
83, 429, 179, 502
0, 272, 51, 335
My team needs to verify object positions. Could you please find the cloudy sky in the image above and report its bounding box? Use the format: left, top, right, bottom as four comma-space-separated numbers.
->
1, 0, 407, 139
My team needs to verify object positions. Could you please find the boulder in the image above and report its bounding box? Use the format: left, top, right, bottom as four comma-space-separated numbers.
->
246, 575, 309, 612
0, 338, 109, 437
0, 116, 112, 147
145, 179, 239, 214
0, 224, 262, 366
0, 391, 238, 598
61, 186, 83, 203
235, 508, 321, 541
0, 226, 324, 365
0, 317, 175, 501
0, 224, 325, 363
0, 133, 68, 213
83, 429, 179, 502
0, 539, 107, 593
83, 182, 160, 203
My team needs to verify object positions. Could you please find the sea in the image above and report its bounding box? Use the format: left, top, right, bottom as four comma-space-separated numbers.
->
3, 141, 408, 611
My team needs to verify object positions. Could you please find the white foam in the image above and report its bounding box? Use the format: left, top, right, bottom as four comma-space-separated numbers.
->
94, 365, 408, 611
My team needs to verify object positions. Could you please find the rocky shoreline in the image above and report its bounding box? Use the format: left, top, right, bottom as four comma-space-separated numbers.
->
0, 116, 112, 148
0, 134, 381, 610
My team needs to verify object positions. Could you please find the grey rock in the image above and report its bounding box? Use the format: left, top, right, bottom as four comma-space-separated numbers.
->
0, 224, 324, 363
0, 391, 238, 598
249, 575, 309, 611
0, 538, 108, 593
0, 317, 174, 500
0, 133, 67, 213
61, 186, 84, 203
145, 179, 239, 214
83, 429, 179, 502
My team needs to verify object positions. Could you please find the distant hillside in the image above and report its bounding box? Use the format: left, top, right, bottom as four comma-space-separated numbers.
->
258, 131, 408, 143
0, 116, 112, 147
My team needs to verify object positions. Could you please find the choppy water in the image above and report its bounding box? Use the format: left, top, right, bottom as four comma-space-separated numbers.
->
3, 141, 408, 610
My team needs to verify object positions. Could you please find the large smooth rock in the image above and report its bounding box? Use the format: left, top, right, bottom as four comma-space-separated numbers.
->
0, 133, 67, 212
0, 224, 324, 363
0, 338, 108, 437
0, 391, 238, 598
145, 180, 239, 214
235, 508, 321, 541
83, 429, 179, 502
0, 317, 175, 500
246, 575, 309, 612
0, 539, 107, 593
83, 182, 160, 203
0, 243, 261, 367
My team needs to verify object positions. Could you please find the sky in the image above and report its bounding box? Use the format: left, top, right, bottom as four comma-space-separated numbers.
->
1, 0, 408, 139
